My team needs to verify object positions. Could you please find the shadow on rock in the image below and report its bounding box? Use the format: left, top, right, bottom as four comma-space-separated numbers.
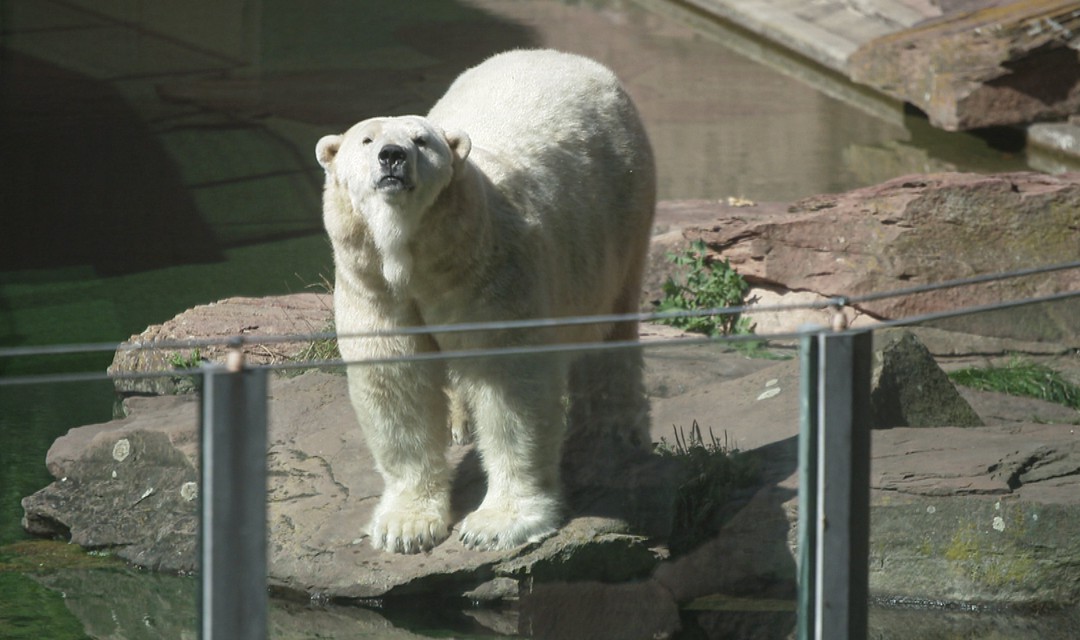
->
518, 436, 800, 640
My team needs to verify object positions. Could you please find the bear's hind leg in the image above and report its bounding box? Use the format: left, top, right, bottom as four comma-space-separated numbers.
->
348, 360, 452, 554
448, 379, 472, 445
456, 357, 567, 550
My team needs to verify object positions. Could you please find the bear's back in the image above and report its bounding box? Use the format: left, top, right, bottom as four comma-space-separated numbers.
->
425, 50, 655, 329
427, 50, 644, 170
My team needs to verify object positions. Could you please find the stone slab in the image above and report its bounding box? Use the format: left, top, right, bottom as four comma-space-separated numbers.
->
679, 172, 1080, 342
681, 0, 934, 72
682, 0, 1080, 153
849, 0, 1080, 130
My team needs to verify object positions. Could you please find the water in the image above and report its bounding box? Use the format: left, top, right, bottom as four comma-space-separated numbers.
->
0, 0, 1071, 637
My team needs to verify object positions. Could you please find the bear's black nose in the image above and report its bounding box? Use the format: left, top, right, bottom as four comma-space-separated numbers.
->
378, 144, 407, 168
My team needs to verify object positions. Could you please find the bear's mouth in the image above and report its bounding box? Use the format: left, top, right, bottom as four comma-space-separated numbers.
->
376, 174, 413, 192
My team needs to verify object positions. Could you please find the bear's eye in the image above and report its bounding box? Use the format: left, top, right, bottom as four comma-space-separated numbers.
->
413, 136, 427, 148
361, 137, 373, 145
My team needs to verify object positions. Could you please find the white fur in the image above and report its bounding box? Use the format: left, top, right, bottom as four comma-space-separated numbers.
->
317, 50, 656, 553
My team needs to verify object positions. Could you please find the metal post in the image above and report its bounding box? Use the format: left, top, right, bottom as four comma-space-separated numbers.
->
798, 329, 872, 640
200, 360, 268, 640
796, 333, 820, 639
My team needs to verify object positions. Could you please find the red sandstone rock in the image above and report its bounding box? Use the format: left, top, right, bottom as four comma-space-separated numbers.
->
849, 1, 1080, 130
676, 172, 1080, 340
107, 293, 333, 394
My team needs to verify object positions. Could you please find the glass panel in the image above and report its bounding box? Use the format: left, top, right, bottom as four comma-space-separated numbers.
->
866, 292, 1080, 639
5, 288, 1079, 637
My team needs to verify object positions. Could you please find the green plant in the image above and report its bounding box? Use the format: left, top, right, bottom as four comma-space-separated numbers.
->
949, 359, 1080, 410
286, 275, 342, 375
655, 240, 755, 337
165, 348, 203, 394
168, 349, 202, 370
292, 321, 341, 365
656, 420, 761, 556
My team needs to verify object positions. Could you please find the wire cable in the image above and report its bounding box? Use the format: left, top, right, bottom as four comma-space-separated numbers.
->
1, 261, 1077, 386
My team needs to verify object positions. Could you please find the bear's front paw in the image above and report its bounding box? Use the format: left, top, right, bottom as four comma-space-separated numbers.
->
369, 496, 450, 554
458, 495, 560, 551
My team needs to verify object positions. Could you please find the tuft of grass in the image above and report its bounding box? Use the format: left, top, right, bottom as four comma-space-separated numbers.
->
167, 348, 203, 393
291, 321, 340, 364
282, 319, 343, 377
655, 240, 756, 338
167, 349, 202, 370
949, 359, 1080, 410
656, 420, 761, 556
286, 275, 342, 375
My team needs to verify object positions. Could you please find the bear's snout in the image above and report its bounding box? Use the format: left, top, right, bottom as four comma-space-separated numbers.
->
375, 143, 413, 192
378, 144, 407, 169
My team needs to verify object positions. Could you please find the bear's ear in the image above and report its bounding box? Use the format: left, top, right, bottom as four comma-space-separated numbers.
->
316, 135, 343, 170
444, 130, 471, 170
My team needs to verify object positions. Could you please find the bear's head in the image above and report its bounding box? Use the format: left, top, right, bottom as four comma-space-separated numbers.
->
316, 116, 471, 215
316, 116, 471, 290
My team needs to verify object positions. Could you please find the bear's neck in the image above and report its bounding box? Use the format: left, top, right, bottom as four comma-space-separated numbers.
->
408, 164, 494, 296
331, 163, 496, 318
324, 183, 385, 294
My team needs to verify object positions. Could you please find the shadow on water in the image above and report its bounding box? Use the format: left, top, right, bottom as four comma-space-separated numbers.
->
900, 103, 1029, 164
153, 2, 539, 131
0, 52, 222, 276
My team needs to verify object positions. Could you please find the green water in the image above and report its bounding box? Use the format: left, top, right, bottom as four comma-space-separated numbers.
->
0, 235, 334, 540
0, 237, 331, 638
0, 574, 93, 640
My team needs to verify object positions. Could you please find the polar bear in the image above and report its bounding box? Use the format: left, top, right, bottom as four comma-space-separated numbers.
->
316, 49, 656, 554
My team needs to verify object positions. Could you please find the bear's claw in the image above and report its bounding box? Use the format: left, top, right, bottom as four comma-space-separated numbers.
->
457, 498, 560, 551
368, 499, 450, 554
370, 521, 447, 554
